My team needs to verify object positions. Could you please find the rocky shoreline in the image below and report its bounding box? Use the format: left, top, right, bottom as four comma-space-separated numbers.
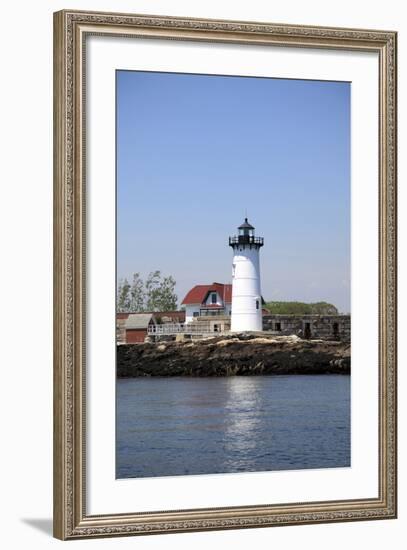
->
117, 333, 350, 377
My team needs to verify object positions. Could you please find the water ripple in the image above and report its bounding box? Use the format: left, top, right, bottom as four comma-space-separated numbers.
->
116, 374, 350, 478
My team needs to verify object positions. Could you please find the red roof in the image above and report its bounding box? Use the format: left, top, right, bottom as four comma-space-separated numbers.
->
181, 283, 232, 305
116, 312, 130, 319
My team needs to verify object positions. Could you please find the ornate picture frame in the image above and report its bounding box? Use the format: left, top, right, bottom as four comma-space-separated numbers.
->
53, 9, 397, 540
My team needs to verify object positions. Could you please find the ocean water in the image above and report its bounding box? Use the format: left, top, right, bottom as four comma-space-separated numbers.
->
116, 374, 350, 478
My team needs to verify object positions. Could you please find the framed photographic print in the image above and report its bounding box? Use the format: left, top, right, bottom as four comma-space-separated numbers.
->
53, 9, 397, 540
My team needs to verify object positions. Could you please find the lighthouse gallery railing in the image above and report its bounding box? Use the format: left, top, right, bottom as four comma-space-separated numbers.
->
229, 235, 264, 246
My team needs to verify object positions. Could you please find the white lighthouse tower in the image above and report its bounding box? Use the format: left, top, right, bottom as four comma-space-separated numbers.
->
229, 218, 264, 332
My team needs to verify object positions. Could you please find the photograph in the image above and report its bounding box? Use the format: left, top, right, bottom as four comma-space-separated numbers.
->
52, 8, 397, 539
115, 70, 351, 479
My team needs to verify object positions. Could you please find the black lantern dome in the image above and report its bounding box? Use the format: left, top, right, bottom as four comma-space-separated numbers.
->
229, 218, 264, 249
238, 218, 255, 231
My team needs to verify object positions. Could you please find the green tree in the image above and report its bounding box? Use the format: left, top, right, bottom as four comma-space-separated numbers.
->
145, 270, 178, 311
264, 301, 338, 315
130, 272, 145, 311
309, 302, 339, 315
117, 278, 131, 312
117, 271, 178, 312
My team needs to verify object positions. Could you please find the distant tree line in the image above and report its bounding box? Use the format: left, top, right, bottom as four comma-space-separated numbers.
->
117, 271, 178, 312
264, 301, 339, 315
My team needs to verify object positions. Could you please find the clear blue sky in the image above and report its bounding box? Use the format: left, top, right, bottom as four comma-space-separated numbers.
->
117, 71, 350, 313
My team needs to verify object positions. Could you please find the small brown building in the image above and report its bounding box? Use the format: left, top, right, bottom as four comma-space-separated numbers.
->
117, 311, 186, 344
124, 313, 157, 343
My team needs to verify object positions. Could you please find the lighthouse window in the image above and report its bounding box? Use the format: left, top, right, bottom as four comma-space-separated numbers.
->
256, 299, 259, 310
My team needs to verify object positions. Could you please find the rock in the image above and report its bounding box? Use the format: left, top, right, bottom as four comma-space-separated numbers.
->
247, 338, 278, 345
117, 334, 351, 378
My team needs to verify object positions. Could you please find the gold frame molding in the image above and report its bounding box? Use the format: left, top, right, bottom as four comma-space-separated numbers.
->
53, 9, 397, 540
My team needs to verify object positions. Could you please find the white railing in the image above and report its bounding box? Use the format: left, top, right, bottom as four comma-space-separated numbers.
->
147, 323, 227, 336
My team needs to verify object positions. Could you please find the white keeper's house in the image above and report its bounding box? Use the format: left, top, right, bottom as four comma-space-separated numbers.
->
181, 283, 232, 324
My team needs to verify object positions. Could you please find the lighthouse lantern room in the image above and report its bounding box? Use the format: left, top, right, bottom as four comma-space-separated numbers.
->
229, 218, 264, 332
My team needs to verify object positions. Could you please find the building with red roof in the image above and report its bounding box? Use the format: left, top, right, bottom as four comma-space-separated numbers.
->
181, 282, 232, 323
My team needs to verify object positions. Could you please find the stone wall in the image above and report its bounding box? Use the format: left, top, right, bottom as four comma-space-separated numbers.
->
262, 314, 350, 342
192, 315, 231, 333
118, 313, 351, 343
116, 317, 128, 344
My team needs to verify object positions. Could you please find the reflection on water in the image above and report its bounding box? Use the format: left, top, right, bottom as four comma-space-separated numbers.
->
223, 377, 264, 456
116, 375, 350, 478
